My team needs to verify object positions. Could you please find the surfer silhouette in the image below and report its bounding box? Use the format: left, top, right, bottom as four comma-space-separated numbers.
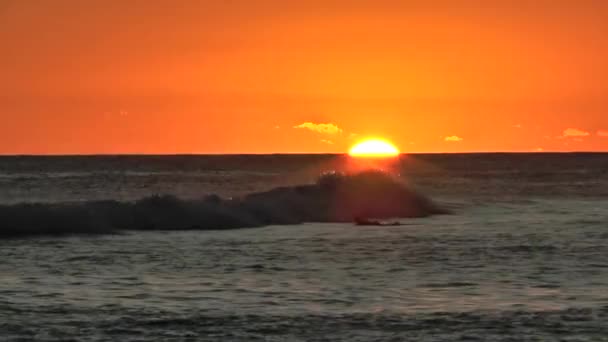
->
354, 216, 402, 226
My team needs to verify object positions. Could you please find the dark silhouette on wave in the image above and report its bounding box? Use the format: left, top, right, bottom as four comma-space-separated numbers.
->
0, 170, 448, 237
353, 217, 404, 226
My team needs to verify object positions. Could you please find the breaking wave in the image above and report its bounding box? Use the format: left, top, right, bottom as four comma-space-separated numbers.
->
0, 170, 448, 237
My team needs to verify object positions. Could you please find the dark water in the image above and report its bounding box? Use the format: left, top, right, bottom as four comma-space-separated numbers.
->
1, 153, 607, 203
1, 153, 608, 341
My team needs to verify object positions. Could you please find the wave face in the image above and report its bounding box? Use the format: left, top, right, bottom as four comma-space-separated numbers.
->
0, 171, 446, 237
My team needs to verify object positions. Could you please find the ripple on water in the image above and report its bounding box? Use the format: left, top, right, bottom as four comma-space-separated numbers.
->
1, 202, 608, 341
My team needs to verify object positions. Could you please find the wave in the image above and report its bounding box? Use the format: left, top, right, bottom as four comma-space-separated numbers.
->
0, 170, 448, 237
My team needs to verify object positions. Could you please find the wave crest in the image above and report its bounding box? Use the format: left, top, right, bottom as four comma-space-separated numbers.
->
0, 170, 447, 237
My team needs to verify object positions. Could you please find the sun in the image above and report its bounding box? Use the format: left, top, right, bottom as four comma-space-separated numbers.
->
349, 139, 400, 158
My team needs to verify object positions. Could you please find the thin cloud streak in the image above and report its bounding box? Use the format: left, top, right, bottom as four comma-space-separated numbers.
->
293, 122, 343, 135
444, 135, 463, 142
562, 128, 590, 137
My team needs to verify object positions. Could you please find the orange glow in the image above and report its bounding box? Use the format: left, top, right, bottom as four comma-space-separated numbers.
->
349, 139, 400, 158
1, 2, 608, 154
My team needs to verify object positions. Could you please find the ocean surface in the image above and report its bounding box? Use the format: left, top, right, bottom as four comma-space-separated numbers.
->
1, 153, 608, 341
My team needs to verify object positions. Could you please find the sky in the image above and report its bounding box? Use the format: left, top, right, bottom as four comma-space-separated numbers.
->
1, 0, 607, 154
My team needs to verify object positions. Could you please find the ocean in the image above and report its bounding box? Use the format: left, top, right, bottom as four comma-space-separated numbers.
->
1, 153, 608, 341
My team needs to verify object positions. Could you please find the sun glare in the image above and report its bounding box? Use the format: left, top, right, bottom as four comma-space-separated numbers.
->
349, 139, 400, 158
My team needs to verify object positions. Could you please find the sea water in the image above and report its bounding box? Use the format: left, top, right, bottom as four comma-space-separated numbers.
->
1, 154, 608, 341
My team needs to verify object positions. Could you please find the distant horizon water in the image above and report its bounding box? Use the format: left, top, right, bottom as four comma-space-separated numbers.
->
2, 151, 608, 157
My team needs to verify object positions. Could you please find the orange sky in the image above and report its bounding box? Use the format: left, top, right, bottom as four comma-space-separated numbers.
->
1, 0, 607, 154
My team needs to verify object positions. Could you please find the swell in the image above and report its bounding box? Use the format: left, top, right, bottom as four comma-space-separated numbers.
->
0, 171, 448, 237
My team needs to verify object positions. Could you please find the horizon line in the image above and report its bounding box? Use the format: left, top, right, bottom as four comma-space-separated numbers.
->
1, 151, 607, 157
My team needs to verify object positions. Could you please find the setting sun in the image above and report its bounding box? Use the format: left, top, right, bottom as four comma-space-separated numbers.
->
349, 139, 400, 158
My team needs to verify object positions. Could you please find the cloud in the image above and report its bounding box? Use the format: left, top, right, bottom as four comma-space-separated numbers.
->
293, 122, 342, 135
562, 128, 590, 138
444, 135, 463, 142
320, 139, 334, 145
598, 130, 608, 137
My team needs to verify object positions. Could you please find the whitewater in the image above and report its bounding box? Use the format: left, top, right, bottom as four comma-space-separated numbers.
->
1, 154, 607, 341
